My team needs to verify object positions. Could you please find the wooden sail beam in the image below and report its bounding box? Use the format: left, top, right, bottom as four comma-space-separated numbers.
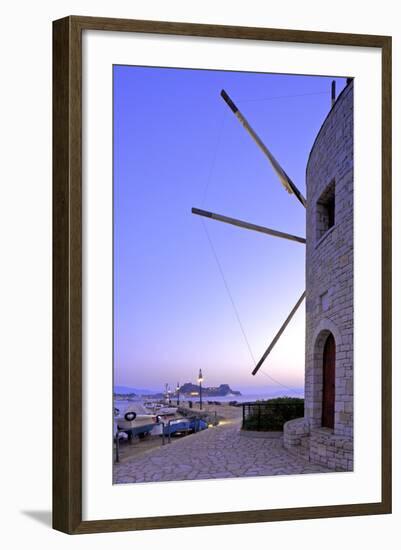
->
192, 207, 306, 244
252, 291, 306, 376
220, 89, 307, 208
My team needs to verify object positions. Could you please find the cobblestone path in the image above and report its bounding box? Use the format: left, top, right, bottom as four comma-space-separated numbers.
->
114, 419, 330, 484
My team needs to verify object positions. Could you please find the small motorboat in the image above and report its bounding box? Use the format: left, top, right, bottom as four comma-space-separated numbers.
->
164, 418, 208, 437
165, 419, 193, 436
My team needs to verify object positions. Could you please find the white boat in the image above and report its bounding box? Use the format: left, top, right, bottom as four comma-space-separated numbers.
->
117, 414, 156, 430
157, 406, 177, 416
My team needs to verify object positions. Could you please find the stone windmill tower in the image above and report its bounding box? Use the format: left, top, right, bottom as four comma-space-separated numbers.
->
283, 81, 354, 471
193, 80, 354, 472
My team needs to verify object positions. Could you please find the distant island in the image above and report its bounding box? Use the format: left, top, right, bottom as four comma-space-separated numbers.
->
179, 383, 241, 397
114, 383, 241, 398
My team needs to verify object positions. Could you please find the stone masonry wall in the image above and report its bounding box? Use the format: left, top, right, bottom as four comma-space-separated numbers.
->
284, 82, 354, 471
305, 82, 353, 439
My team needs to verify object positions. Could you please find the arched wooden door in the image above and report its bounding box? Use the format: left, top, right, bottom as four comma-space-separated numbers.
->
322, 333, 335, 429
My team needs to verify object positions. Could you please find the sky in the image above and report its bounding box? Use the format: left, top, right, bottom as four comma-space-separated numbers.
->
113, 65, 346, 395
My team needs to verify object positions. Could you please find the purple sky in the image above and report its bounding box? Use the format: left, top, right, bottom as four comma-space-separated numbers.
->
113, 65, 346, 395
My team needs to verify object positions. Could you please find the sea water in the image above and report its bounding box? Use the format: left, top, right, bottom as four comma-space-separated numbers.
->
198, 393, 303, 403
114, 392, 303, 411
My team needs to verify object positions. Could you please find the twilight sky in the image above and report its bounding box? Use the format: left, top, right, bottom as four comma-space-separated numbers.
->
113, 65, 346, 395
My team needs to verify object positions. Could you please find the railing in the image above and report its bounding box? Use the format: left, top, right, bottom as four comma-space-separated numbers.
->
241, 401, 304, 431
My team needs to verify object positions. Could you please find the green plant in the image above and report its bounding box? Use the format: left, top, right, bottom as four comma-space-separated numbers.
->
242, 397, 304, 431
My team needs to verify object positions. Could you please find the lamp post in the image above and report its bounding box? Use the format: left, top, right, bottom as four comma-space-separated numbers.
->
176, 382, 180, 406
198, 369, 203, 410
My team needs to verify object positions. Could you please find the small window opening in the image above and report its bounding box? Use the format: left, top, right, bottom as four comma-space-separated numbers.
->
316, 181, 335, 241
320, 291, 329, 312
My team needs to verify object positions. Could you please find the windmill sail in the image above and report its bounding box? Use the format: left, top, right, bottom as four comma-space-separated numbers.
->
252, 291, 306, 376
221, 89, 307, 208
192, 207, 306, 244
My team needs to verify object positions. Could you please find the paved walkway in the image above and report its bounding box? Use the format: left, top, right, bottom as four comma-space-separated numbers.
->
114, 419, 330, 484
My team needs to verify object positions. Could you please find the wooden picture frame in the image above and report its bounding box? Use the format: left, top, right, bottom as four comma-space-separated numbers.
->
53, 15, 392, 534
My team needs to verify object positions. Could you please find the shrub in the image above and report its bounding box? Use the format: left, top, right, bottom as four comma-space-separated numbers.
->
242, 397, 304, 431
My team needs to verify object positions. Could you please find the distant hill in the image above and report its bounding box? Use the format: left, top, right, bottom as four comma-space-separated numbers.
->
179, 383, 241, 397
114, 385, 158, 396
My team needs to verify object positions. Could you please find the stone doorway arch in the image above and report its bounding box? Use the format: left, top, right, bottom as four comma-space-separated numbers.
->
308, 318, 342, 430
322, 333, 335, 428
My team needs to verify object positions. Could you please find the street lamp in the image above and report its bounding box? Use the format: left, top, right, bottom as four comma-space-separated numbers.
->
176, 382, 180, 406
198, 369, 203, 410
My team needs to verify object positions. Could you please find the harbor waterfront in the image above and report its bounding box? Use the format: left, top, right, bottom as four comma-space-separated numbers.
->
113, 396, 328, 483
112, 393, 331, 483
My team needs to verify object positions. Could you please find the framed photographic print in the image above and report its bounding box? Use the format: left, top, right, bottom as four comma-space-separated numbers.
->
53, 16, 392, 534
